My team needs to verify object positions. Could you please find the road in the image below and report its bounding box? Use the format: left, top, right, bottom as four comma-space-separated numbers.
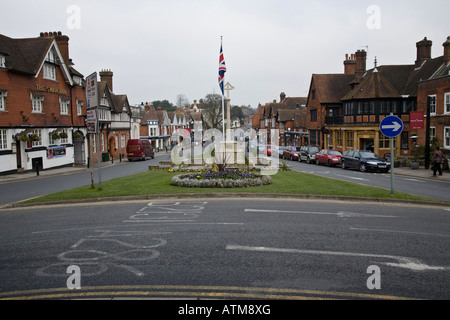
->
285, 158, 450, 202
0, 199, 449, 300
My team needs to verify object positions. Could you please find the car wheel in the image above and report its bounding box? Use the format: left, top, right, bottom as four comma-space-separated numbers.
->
328, 160, 331, 167
307, 156, 311, 163
359, 163, 366, 172
341, 161, 346, 169
316, 159, 320, 165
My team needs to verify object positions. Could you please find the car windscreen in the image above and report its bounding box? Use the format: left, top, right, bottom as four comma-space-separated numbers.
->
328, 151, 342, 155
359, 151, 380, 159
309, 148, 319, 154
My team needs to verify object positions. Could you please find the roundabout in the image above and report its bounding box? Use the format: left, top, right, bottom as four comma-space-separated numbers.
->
170, 169, 272, 188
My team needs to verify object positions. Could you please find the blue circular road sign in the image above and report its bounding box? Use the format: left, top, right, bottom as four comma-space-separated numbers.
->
380, 116, 404, 138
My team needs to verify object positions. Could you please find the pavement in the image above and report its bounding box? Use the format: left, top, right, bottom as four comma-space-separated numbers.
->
1, 158, 449, 184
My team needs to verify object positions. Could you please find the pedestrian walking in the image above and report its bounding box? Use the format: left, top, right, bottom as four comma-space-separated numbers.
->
432, 146, 446, 176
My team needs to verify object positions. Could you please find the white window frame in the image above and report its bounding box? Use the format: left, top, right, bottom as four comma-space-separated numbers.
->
32, 129, 42, 147
77, 100, 83, 116
60, 98, 69, 115
445, 93, 450, 114
101, 133, 105, 152
444, 127, 450, 149
428, 94, 436, 115
0, 129, 7, 150
0, 55, 5, 68
31, 94, 44, 113
43, 63, 56, 81
0, 91, 7, 111
121, 134, 126, 148
430, 126, 436, 142
60, 129, 69, 144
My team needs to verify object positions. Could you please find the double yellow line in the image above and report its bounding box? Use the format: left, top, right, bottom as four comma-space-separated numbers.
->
0, 285, 416, 300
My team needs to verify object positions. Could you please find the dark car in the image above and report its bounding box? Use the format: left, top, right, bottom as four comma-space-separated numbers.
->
340, 150, 390, 172
283, 146, 300, 161
299, 146, 320, 163
278, 146, 286, 158
315, 149, 342, 166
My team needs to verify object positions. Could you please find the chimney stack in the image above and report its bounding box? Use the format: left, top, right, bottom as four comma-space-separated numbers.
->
344, 53, 356, 75
40, 31, 70, 64
415, 37, 432, 68
443, 36, 450, 64
355, 50, 367, 78
99, 69, 114, 92
280, 92, 286, 102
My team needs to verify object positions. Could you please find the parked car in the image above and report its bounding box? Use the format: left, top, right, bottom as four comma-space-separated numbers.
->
340, 150, 390, 172
315, 149, 342, 166
127, 139, 155, 161
299, 146, 320, 163
264, 145, 274, 156
283, 146, 300, 161
278, 146, 286, 158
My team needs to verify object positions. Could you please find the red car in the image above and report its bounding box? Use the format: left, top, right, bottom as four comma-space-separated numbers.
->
315, 149, 342, 166
283, 146, 300, 161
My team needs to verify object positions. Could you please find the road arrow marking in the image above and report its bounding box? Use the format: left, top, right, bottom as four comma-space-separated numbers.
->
226, 245, 449, 271
244, 208, 396, 218
381, 121, 402, 131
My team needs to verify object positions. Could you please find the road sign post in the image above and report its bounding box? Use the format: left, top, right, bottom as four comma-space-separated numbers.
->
380, 115, 404, 195
85, 72, 102, 190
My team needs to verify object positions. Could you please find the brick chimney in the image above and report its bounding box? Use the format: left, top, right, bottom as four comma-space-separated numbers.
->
99, 69, 114, 92
344, 53, 356, 75
40, 31, 70, 64
355, 50, 367, 78
280, 92, 286, 102
443, 36, 450, 64
415, 37, 432, 68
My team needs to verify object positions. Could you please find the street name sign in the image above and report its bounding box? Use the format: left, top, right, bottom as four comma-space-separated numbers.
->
380, 116, 404, 137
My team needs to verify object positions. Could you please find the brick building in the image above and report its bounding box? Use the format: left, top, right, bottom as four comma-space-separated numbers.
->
306, 36, 450, 159
0, 32, 87, 174
90, 70, 133, 163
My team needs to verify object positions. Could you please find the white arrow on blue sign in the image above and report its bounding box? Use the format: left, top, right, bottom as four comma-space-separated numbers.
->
380, 116, 404, 138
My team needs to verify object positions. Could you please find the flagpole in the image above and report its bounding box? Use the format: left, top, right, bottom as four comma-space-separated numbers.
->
221, 36, 225, 141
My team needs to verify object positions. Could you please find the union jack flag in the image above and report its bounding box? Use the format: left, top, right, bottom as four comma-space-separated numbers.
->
218, 41, 226, 95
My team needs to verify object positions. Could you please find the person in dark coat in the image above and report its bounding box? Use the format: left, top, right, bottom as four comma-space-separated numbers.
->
432, 146, 446, 176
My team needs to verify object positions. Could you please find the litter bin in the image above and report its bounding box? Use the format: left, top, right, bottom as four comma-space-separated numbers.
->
102, 152, 109, 162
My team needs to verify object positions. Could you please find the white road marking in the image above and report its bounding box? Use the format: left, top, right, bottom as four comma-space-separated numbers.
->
244, 208, 396, 218
226, 245, 448, 271
350, 227, 450, 238
336, 174, 368, 181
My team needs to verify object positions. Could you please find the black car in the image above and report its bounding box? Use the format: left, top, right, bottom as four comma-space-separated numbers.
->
340, 150, 390, 172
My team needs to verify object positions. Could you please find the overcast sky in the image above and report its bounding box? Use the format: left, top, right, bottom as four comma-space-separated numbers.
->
2, 0, 449, 108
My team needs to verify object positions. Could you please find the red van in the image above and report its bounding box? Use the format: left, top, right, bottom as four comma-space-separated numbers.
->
126, 139, 155, 161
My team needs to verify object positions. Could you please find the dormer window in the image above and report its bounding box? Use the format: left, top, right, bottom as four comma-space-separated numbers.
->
0, 55, 5, 68
46, 50, 56, 63
43, 63, 56, 80
101, 93, 109, 107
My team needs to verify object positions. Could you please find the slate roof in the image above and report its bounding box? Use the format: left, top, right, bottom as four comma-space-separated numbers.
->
311, 74, 356, 104
0, 34, 52, 74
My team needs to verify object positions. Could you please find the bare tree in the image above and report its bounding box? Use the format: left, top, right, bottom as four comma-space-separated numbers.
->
202, 93, 223, 130
176, 94, 190, 109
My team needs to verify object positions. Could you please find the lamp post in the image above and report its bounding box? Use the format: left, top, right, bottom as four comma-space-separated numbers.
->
424, 96, 434, 169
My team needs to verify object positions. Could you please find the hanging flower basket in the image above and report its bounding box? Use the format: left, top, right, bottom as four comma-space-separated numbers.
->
51, 131, 60, 140
28, 134, 40, 142
59, 132, 68, 139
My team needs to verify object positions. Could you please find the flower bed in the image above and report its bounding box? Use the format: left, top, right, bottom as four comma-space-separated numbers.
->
171, 169, 271, 188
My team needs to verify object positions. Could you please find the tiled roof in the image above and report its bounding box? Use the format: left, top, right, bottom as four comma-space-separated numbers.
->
311, 74, 355, 103
0, 34, 52, 74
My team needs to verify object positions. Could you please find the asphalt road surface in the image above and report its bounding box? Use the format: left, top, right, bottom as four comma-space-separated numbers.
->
1, 199, 449, 300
